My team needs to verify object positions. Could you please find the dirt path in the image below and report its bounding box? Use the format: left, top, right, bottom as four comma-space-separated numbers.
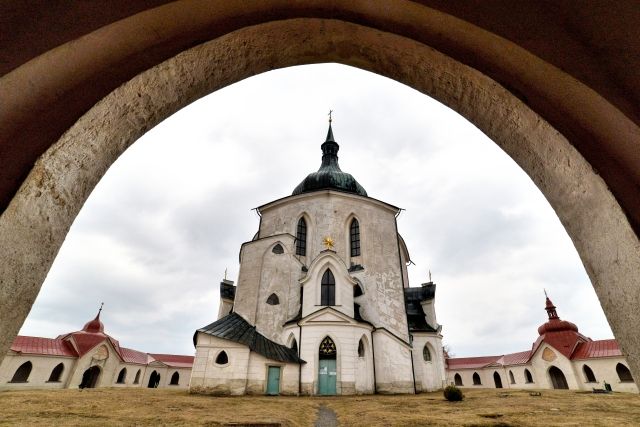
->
314, 404, 338, 427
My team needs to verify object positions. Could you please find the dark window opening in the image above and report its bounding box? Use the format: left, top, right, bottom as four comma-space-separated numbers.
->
48, 363, 64, 382
358, 339, 365, 358
454, 373, 463, 386
216, 351, 229, 365
147, 370, 160, 388
493, 371, 503, 388
472, 372, 482, 385
509, 370, 516, 384
549, 366, 569, 389
321, 269, 336, 306
79, 366, 101, 389
290, 337, 298, 355
296, 218, 307, 256
350, 219, 361, 257
116, 368, 127, 384
134, 369, 141, 384
423, 345, 432, 362
272, 244, 284, 254
353, 283, 363, 297
10, 361, 32, 383
525, 369, 534, 383
583, 365, 597, 383
266, 293, 280, 305
354, 303, 363, 321
617, 363, 634, 382
170, 372, 180, 385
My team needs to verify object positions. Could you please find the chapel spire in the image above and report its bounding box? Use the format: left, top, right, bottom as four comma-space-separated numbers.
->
544, 291, 559, 320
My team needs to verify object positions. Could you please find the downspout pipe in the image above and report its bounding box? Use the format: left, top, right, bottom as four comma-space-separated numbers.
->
371, 329, 377, 394
298, 322, 302, 396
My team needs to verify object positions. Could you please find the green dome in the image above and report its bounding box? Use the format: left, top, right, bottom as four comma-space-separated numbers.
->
292, 124, 367, 197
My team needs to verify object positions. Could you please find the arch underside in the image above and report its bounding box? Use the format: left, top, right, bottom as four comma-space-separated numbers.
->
0, 13, 639, 386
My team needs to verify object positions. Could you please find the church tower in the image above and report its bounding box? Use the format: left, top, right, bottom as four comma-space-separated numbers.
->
190, 120, 445, 395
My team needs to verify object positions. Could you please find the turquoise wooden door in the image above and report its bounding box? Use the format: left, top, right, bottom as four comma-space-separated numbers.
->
318, 359, 337, 395
266, 366, 281, 395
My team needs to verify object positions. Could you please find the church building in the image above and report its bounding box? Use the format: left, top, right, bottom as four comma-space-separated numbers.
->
190, 122, 447, 395
446, 295, 638, 393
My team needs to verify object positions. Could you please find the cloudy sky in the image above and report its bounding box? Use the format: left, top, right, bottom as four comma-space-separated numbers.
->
19, 64, 613, 357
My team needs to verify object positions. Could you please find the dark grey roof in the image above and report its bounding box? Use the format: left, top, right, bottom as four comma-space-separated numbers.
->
292, 124, 367, 197
220, 281, 236, 300
195, 313, 305, 364
405, 284, 438, 333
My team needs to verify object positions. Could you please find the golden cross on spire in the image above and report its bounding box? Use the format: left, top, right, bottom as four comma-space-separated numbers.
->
328, 110, 333, 123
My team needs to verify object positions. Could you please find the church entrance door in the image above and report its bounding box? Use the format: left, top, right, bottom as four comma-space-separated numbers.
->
266, 366, 281, 395
148, 370, 161, 388
549, 366, 569, 389
79, 366, 101, 389
318, 336, 337, 395
493, 372, 503, 388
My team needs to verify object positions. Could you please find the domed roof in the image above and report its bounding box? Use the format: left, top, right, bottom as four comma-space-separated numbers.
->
292, 123, 367, 197
537, 295, 579, 335
82, 305, 105, 334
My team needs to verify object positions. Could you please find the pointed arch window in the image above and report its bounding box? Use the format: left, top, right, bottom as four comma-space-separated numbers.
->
134, 369, 141, 384
48, 363, 64, 382
266, 293, 280, 305
454, 373, 463, 386
216, 351, 229, 365
423, 344, 432, 362
509, 370, 516, 384
290, 337, 298, 355
170, 372, 180, 385
583, 365, 597, 383
358, 338, 365, 358
10, 361, 32, 383
472, 372, 482, 385
321, 269, 336, 306
617, 363, 634, 382
296, 218, 307, 256
116, 368, 127, 384
350, 218, 361, 257
524, 369, 534, 383
319, 337, 337, 359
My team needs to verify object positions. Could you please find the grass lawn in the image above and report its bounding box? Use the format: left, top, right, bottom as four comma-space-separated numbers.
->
0, 388, 639, 426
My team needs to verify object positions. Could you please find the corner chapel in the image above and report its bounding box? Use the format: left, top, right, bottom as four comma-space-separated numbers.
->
191, 121, 446, 395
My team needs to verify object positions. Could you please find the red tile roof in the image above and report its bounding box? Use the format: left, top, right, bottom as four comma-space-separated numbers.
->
446, 355, 501, 369
502, 350, 532, 365
572, 339, 622, 359
10, 336, 77, 357
149, 353, 194, 368
121, 347, 151, 364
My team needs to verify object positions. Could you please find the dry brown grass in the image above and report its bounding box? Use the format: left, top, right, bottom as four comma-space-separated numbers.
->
0, 388, 639, 426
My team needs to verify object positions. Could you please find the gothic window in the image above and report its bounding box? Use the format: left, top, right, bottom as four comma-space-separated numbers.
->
272, 244, 284, 254
290, 337, 298, 355
134, 369, 141, 384
48, 363, 64, 382
509, 370, 516, 384
266, 293, 280, 305
170, 372, 180, 385
583, 365, 597, 383
321, 269, 335, 306
319, 337, 337, 360
617, 363, 634, 382
10, 361, 32, 383
524, 368, 534, 383
423, 344, 432, 362
472, 372, 482, 385
358, 338, 365, 358
116, 368, 127, 384
216, 351, 229, 365
454, 373, 463, 386
296, 218, 307, 256
350, 218, 361, 257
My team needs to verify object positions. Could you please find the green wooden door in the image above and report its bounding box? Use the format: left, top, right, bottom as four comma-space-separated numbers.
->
266, 366, 281, 395
318, 359, 337, 395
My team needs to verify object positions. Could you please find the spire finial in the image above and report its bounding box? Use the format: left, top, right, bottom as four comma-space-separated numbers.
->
224, 268, 227, 281
544, 288, 548, 298
428, 270, 432, 282
328, 109, 333, 124
96, 302, 103, 319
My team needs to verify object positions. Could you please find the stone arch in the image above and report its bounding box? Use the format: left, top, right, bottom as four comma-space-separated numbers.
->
147, 370, 161, 388
215, 350, 229, 366
524, 368, 534, 384
134, 369, 141, 384
287, 333, 298, 354
493, 371, 503, 388
616, 363, 634, 383
548, 366, 569, 389
79, 365, 101, 389
0, 17, 639, 383
48, 363, 64, 382
509, 370, 515, 385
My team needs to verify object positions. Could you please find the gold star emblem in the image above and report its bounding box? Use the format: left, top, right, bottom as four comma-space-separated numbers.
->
322, 236, 335, 250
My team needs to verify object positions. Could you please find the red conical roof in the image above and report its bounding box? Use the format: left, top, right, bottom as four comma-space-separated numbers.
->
82, 304, 104, 334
